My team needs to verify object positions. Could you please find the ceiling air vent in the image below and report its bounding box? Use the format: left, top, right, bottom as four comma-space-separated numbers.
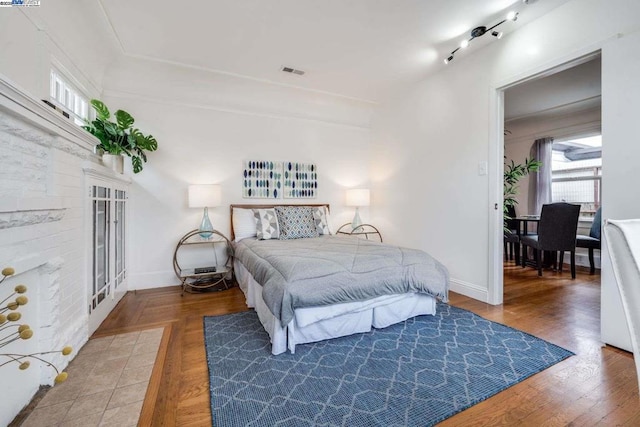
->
281, 66, 305, 76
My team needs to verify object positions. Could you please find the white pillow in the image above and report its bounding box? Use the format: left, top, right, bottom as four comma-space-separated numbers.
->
232, 208, 257, 241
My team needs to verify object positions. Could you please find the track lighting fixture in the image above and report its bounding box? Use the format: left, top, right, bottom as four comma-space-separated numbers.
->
443, 10, 519, 64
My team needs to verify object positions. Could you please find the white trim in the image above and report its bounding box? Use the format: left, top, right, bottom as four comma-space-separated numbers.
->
506, 118, 601, 146
17, 8, 103, 97
96, 0, 126, 54
103, 89, 372, 132
0, 73, 97, 151
128, 270, 178, 290
487, 41, 611, 305
82, 161, 132, 185
450, 278, 489, 303
487, 85, 505, 305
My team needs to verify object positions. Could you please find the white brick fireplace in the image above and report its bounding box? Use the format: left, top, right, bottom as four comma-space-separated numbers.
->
0, 75, 114, 425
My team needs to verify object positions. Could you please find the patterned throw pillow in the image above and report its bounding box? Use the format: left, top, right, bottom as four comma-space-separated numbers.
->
275, 206, 319, 240
253, 208, 280, 240
313, 206, 332, 235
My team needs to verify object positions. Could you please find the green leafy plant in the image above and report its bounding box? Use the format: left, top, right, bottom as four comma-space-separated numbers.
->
83, 100, 158, 173
504, 157, 541, 230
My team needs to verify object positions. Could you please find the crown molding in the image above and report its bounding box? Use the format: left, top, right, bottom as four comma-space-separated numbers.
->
0, 74, 98, 152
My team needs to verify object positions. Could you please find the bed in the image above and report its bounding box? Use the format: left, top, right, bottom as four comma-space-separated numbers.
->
230, 204, 449, 355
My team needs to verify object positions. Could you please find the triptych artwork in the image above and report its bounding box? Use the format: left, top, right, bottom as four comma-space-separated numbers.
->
243, 160, 317, 199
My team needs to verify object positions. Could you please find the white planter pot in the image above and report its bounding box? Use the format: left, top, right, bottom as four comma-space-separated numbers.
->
102, 154, 124, 174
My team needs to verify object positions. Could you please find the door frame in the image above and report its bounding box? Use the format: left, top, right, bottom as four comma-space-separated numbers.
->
487, 49, 604, 305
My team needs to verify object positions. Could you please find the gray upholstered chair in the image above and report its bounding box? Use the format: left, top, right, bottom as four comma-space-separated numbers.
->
521, 203, 581, 278
604, 219, 640, 389
576, 207, 602, 274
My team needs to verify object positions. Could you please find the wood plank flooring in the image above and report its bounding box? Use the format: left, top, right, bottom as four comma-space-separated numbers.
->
94, 262, 638, 426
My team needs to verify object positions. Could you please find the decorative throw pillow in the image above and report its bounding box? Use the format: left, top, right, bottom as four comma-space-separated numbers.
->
253, 208, 280, 240
232, 208, 257, 241
313, 206, 332, 235
275, 206, 319, 240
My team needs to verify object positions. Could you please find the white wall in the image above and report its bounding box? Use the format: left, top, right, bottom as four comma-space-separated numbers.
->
371, 0, 640, 314
102, 57, 375, 289
600, 30, 640, 351
0, 1, 118, 100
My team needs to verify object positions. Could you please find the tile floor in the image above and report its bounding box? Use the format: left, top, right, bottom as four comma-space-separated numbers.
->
21, 328, 164, 427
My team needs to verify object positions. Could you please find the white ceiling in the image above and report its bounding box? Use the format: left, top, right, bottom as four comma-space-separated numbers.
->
505, 55, 602, 121
98, 0, 570, 103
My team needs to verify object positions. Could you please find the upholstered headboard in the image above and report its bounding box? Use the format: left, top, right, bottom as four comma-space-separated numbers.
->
229, 204, 330, 241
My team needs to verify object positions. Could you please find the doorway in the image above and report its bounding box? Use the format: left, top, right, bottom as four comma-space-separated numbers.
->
502, 54, 602, 296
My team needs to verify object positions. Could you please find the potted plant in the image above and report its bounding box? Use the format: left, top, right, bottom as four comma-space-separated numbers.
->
83, 100, 158, 174
504, 157, 541, 230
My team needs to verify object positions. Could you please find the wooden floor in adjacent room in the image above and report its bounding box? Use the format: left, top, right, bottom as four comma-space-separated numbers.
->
94, 262, 639, 426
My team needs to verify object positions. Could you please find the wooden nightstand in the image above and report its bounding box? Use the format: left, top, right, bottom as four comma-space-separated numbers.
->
173, 229, 234, 295
336, 223, 383, 242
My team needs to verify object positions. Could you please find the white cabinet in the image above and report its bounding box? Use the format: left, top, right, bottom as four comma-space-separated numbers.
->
84, 164, 131, 334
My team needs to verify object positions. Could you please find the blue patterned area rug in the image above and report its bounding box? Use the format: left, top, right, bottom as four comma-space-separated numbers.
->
203, 304, 573, 427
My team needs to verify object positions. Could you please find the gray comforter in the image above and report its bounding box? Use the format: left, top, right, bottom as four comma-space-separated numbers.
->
233, 235, 449, 325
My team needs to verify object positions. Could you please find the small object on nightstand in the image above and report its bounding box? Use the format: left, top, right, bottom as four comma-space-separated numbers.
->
336, 223, 382, 242
173, 229, 234, 295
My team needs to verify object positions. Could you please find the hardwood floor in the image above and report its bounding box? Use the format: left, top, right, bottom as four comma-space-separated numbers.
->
94, 263, 638, 426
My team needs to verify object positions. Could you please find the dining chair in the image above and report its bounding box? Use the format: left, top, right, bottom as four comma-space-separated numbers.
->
604, 219, 640, 390
504, 205, 520, 263
520, 203, 581, 278
576, 207, 602, 274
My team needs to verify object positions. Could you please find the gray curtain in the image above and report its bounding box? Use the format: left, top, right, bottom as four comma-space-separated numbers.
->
528, 137, 553, 215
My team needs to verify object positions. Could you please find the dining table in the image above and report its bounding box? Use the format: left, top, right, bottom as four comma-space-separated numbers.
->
510, 215, 555, 269
513, 215, 540, 237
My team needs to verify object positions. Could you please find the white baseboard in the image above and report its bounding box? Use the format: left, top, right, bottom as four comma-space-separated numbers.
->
574, 252, 601, 269
128, 270, 179, 290
449, 278, 488, 303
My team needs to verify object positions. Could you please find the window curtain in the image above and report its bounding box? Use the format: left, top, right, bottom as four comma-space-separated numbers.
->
528, 137, 553, 215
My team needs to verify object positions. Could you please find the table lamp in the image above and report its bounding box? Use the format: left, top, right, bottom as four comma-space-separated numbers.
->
346, 189, 370, 231
188, 184, 221, 238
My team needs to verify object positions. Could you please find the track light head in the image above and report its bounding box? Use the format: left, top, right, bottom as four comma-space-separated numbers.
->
506, 11, 518, 21
471, 26, 487, 38
460, 39, 469, 49
444, 55, 454, 64
492, 31, 503, 39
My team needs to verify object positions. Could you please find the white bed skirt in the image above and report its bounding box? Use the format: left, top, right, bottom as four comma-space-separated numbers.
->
234, 260, 437, 355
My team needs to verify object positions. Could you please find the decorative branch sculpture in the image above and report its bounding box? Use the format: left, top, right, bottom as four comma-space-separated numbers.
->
0, 267, 72, 384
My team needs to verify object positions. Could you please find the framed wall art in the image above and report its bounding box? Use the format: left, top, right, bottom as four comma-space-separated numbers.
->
283, 162, 317, 199
242, 160, 283, 199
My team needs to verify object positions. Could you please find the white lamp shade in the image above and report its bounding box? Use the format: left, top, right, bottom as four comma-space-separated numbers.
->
346, 189, 370, 207
188, 184, 221, 208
